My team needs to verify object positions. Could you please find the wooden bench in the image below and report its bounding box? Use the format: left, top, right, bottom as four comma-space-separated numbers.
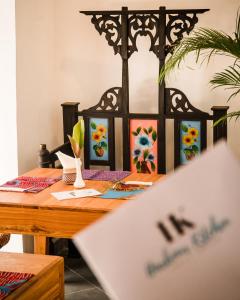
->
0, 252, 64, 299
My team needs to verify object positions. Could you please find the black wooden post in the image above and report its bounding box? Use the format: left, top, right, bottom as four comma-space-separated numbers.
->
38, 144, 50, 168
211, 106, 229, 143
158, 6, 166, 173
121, 7, 131, 171
61, 102, 79, 142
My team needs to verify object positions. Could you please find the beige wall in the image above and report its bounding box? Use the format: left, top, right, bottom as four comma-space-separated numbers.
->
16, 0, 240, 173
16, 0, 57, 174
0, 0, 18, 183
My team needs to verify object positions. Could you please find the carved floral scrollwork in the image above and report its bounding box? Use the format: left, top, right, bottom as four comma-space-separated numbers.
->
85, 87, 122, 113
165, 88, 209, 117
165, 13, 198, 55
91, 15, 122, 55
128, 14, 159, 58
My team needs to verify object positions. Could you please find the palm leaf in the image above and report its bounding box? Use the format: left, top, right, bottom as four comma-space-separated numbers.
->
159, 12, 240, 82
159, 12, 240, 126
160, 29, 240, 82
214, 111, 240, 126
210, 64, 240, 100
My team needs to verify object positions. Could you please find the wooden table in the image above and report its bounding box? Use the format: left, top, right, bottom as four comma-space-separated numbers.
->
0, 252, 64, 299
0, 168, 163, 254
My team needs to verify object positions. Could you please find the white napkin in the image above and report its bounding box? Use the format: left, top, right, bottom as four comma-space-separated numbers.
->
56, 151, 76, 169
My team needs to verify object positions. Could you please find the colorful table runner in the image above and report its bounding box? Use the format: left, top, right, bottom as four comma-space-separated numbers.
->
0, 176, 61, 193
82, 170, 131, 181
0, 170, 131, 193
0, 271, 33, 299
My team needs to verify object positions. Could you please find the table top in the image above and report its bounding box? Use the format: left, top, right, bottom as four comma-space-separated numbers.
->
0, 168, 164, 213
0, 252, 62, 274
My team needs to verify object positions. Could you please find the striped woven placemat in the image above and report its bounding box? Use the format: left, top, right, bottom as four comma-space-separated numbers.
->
0, 271, 33, 299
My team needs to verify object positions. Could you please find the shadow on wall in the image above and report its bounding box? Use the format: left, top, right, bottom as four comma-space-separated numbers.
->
130, 78, 158, 114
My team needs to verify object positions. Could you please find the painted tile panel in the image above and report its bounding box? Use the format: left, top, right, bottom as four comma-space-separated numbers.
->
89, 118, 109, 161
180, 120, 201, 164
130, 119, 158, 174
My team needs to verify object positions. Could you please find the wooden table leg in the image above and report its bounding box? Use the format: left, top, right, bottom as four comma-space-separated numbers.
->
34, 235, 47, 254
58, 257, 65, 299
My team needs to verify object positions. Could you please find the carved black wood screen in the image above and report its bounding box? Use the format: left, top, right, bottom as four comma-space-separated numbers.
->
60, 7, 228, 174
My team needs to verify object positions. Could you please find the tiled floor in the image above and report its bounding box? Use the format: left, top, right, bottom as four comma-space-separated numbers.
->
64, 257, 110, 300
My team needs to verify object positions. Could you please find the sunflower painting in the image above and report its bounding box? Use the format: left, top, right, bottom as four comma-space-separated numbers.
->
89, 118, 109, 160
130, 119, 158, 174
180, 121, 201, 164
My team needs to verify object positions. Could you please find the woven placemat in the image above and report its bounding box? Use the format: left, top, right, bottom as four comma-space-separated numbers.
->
82, 170, 131, 181
0, 271, 33, 299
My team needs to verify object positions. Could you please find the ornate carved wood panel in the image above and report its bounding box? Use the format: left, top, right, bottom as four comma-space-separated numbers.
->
91, 15, 122, 55
59, 6, 228, 174
82, 87, 122, 113
165, 12, 199, 54
165, 88, 210, 117
82, 8, 208, 58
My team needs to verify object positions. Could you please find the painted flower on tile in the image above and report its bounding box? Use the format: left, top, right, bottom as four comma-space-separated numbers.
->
92, 132, 102, 143
148, 153, 154, 161
136, 134, 152, 149
96, 124, 107, 136
182, 134, 193, 146
133, 149, 142, 157
181, 123, 200, 161
91, 122, 108, 157
132, 125, 157, 173
188, 127, 199, 138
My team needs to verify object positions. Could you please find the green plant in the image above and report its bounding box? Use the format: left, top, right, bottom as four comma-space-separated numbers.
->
159, 12, 240, 124
68, 118, 85, 158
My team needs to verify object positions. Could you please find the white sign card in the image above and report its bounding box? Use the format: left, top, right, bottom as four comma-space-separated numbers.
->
51, 189, 101, 201
74, 142, 240, 300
